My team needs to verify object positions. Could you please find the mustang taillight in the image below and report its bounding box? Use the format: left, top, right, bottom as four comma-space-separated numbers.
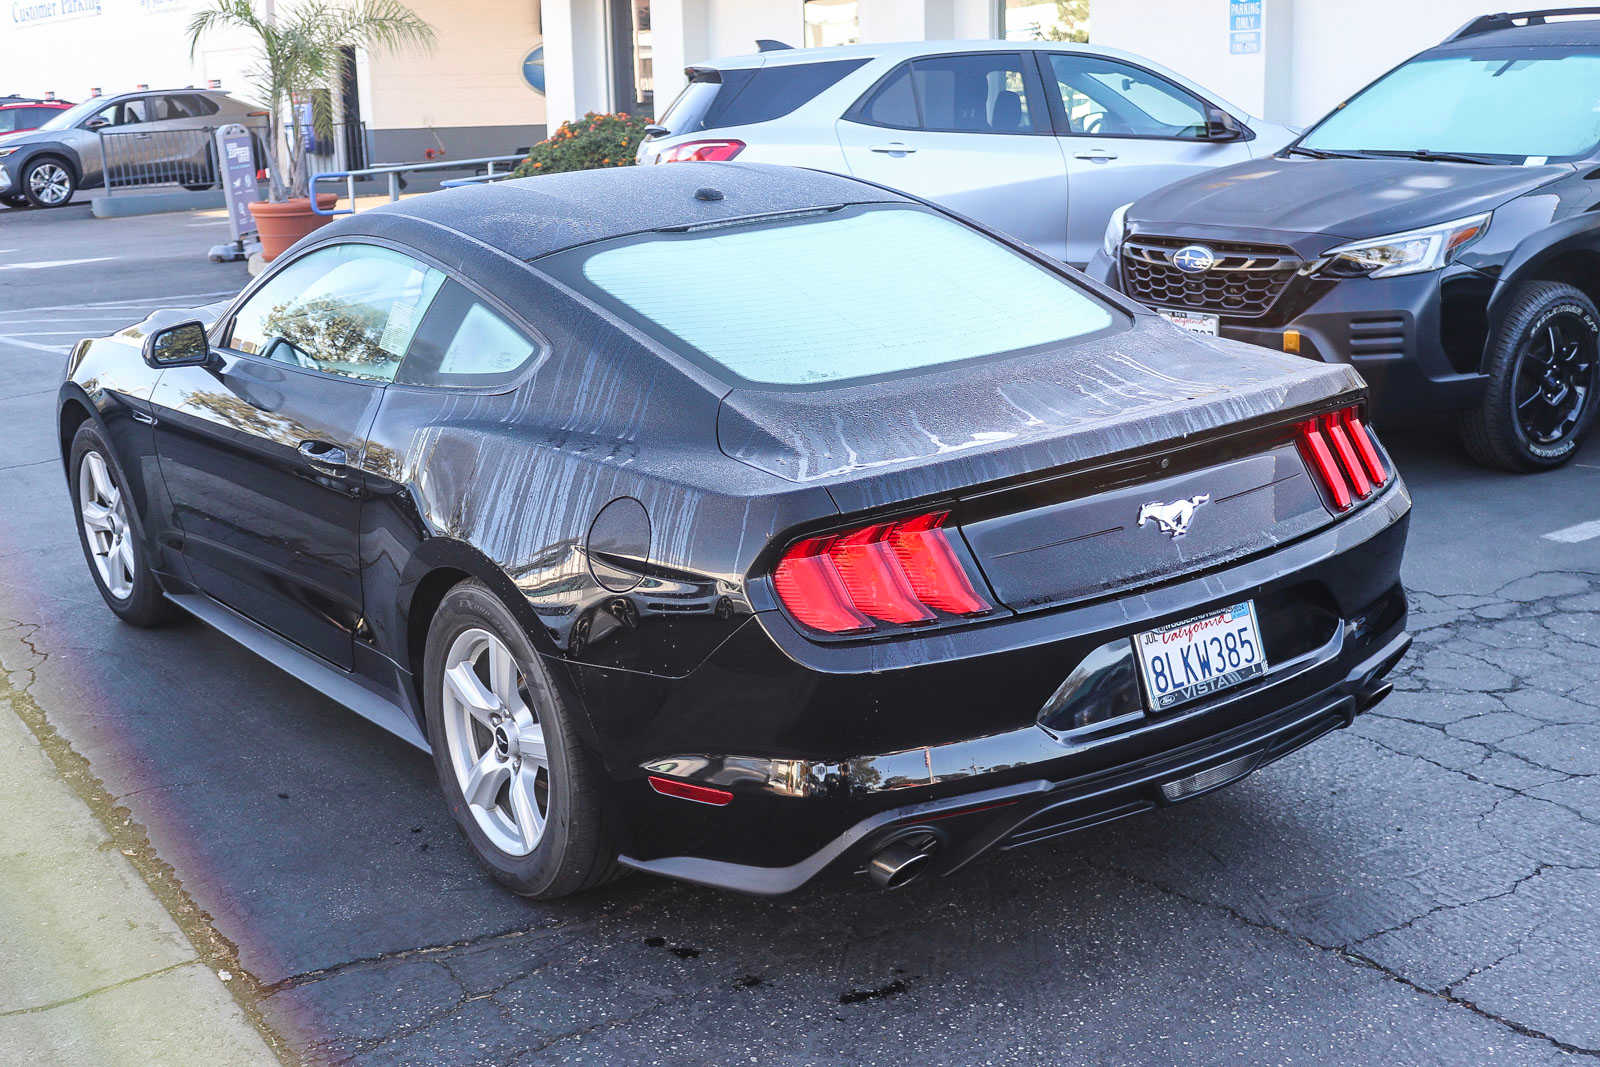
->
1297, 406, 1389, 512
658, 139, 745, 163
772, 511, 992, 635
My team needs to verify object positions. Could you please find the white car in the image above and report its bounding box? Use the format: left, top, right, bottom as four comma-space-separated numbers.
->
639, 40, 1295, 266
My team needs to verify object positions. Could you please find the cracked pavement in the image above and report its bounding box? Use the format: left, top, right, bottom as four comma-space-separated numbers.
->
0, 206, 1597, 1064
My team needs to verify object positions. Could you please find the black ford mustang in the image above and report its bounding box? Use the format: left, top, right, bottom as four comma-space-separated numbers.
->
57, 164, 1411, 897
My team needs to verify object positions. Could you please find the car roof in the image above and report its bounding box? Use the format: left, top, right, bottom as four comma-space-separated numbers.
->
704, 38, 1171, 69
340, 162, 913, 262
692, 38, 1258, 121
1432, 16, 1600, 51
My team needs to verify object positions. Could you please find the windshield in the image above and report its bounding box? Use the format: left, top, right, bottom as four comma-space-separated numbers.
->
563, 205, 1117, 386
1300, 48, 1600, 162
38, 97, 106, 132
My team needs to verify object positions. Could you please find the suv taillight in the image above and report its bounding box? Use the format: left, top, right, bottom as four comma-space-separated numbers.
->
658, 139, 745, 163
1297, 406, 1389, 512
772, 511, 992, 635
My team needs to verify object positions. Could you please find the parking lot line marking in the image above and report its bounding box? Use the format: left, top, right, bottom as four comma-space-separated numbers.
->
0, 334, 67, 353
0, 289, 236, 315
0, 291, 237, 314
1543, 518, 1600, 543
0, 257, 115, 272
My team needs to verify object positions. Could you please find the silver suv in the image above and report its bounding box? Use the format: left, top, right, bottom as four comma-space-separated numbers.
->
0, 88, 261, 208
639, 41, 1295, 266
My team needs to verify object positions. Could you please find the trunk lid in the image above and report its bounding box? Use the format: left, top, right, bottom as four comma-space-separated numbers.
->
719, 317, 1369, 614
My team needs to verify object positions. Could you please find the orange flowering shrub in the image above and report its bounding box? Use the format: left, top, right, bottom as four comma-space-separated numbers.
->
512, 112, 652, 177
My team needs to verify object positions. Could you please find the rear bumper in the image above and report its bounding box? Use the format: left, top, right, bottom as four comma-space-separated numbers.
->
611, 479, 1411, 893
621, 627, 1407, 894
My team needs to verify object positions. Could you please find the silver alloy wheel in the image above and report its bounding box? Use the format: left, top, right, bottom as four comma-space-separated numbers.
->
27, 162, 71, 206
441, 627, 550, 856
78, 451, 135, 600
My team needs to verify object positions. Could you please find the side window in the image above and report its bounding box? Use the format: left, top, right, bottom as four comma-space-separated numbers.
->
228, 244, 445, 383
857, 65, 918, 129
183, 94, 221, 116
397, 280, 539, 389
161, 95, 202, 119
121, 98, 154, 124
94, 100, 142, 127
853, 54, 1037, 133
1046, 54, 1210, 139
702, 59, 868, 127
912, 53, 1037, 134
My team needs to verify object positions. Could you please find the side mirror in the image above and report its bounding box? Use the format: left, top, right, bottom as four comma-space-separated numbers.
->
142, 321, 211, 369
82, 116, 110, 131
1205, 107, 1247, 142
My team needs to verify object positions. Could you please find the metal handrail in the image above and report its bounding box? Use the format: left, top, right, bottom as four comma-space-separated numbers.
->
438, 171, 521, 189
310, 154, 528, 215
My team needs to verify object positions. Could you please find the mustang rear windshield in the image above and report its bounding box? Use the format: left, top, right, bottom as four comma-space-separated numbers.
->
561, 205, 1117, 386
1301, 47, 1600, 161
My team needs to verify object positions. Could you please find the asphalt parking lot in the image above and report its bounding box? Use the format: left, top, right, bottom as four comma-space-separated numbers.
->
1, 204, 1597, 1065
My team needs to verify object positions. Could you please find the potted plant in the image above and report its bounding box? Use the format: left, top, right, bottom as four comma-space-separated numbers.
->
188, 0, 434, 260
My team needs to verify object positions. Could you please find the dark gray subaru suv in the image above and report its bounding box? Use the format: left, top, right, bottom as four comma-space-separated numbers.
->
1088, 9, 1600, 472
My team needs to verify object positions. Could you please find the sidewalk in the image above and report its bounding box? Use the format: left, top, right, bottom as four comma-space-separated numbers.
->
0, 679, 274, 1064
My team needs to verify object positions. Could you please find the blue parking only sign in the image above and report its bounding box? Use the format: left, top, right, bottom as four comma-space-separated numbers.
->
1229, 0, 1262, 54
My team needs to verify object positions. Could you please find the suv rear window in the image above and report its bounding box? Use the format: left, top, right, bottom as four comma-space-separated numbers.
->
561, 205, 1116, 386
658, 59, 867, 134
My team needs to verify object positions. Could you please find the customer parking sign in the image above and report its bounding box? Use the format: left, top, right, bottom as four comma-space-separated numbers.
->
1229, 0, 1262, 54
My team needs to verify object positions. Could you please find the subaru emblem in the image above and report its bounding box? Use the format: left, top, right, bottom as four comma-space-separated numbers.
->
1171, 245, 1217, 273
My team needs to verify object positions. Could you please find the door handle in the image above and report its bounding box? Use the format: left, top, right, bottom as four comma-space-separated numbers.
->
868, 143, 917, 154
1074, 149, 1118, 162
298, 439, 349, 473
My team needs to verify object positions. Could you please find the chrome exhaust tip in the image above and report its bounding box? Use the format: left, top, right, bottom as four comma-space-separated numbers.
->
867, 833, 939, 890
1357, 680, 1394, 713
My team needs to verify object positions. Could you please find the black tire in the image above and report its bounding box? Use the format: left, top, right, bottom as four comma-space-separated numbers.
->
68, 422, 174, 627
182, 183, 216, 192
1462, 281, 1600, 471
422, 579, 621, 899
20, 154, 76, 208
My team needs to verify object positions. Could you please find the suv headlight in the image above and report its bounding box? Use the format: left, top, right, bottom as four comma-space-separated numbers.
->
0, 147, 19, 159
1317, 213, 1490, 279
1103, 202, 1132, 259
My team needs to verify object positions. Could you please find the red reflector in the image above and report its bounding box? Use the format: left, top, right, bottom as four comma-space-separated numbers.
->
774, 536, 872, 634
1341, 411, 1387, 486
660, 139, 745, 163
1322, 415, 1372, 498
827, 523, 936, 625
1299, 422, 1352, 510
886, 512, 991, 616
648, 776, 733, 806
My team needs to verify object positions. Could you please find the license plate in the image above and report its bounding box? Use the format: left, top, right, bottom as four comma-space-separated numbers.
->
1157, 308, 1220, 335
1134, 602, 1267, 711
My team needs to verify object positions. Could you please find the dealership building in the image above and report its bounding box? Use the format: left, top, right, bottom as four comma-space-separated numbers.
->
1, 0, 1529, 166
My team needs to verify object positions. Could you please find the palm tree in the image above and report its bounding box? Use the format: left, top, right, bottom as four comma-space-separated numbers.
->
188, 0, 434, 202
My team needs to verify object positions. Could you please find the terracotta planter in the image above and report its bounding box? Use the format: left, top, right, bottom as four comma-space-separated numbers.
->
249, 193, 340, 262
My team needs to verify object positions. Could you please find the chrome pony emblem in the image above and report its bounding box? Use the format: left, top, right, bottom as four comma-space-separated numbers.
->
1137, 495, 1211, 538
1171, 244, 1217, 273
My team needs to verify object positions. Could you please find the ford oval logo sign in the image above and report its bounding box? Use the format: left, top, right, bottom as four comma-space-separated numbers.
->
1171, 245, 1217, 273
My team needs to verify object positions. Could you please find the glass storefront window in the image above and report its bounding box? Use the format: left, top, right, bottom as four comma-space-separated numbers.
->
803, 0, 859, 48
999, 0, 1088, 43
